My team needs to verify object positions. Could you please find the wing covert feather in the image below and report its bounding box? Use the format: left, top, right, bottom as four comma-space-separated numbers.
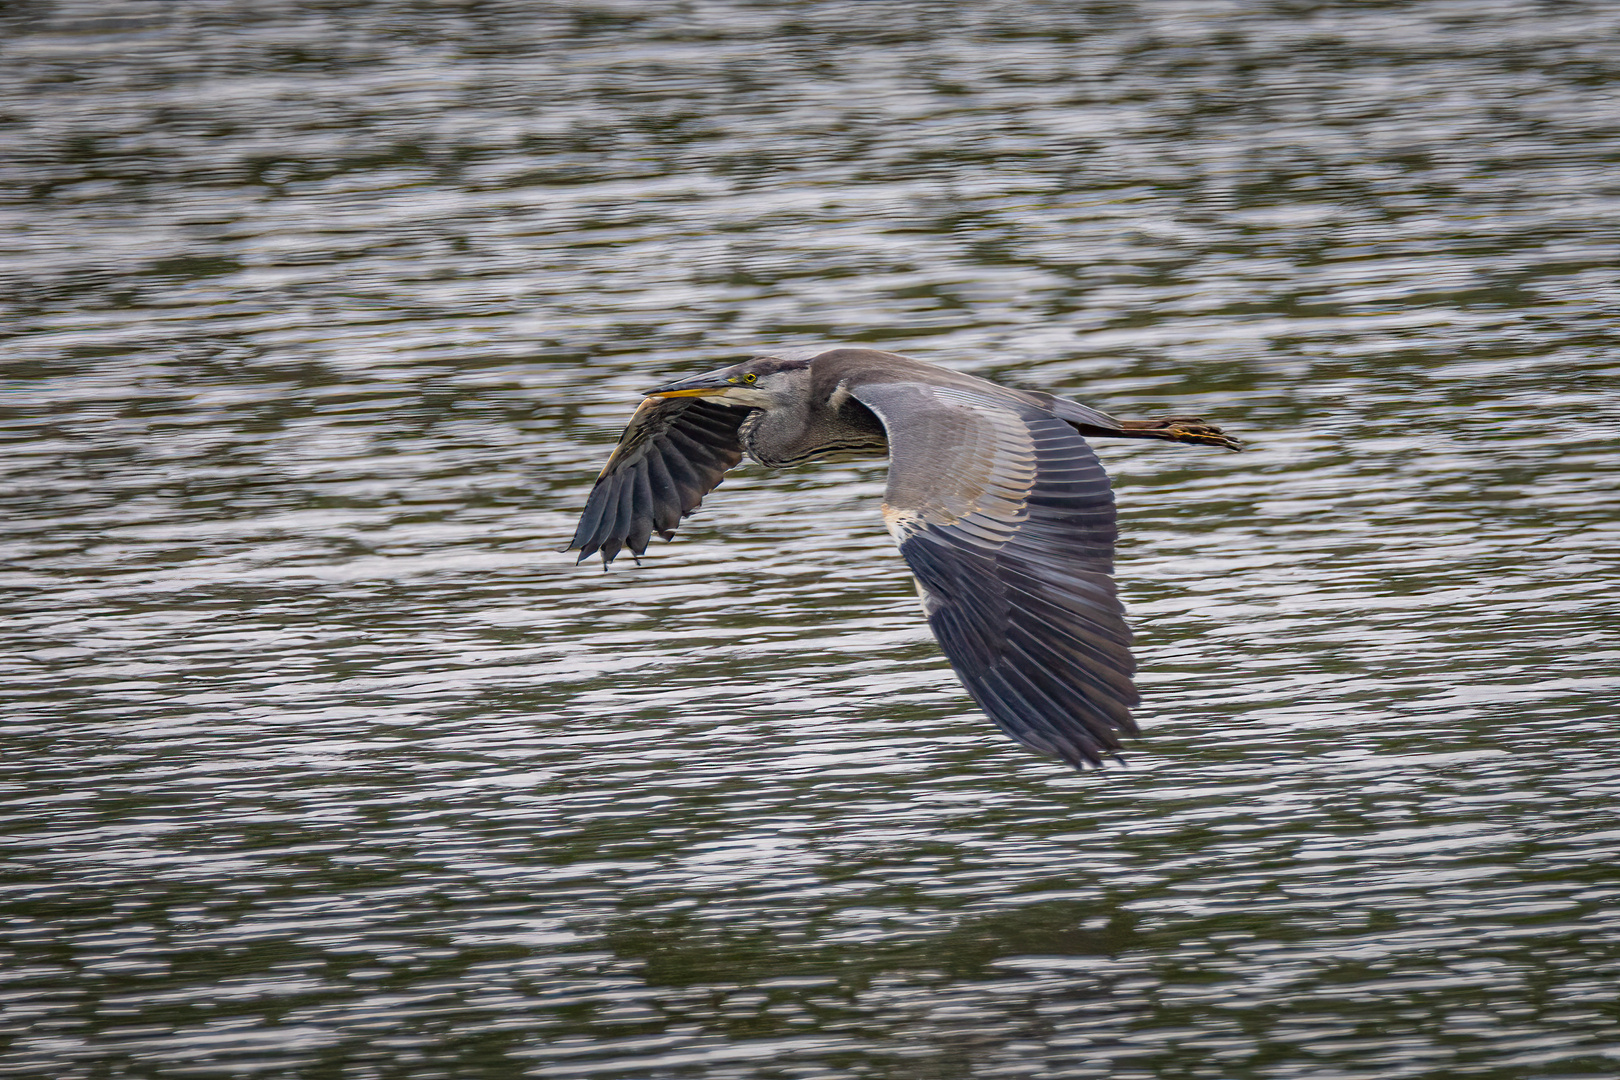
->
852, 380, 1138, 768
569, 397, 750, 566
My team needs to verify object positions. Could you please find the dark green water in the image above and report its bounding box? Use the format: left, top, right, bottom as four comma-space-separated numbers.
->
3, 2, 1619, 1077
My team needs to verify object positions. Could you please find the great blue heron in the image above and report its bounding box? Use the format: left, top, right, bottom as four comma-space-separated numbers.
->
569, 347, 1239, 769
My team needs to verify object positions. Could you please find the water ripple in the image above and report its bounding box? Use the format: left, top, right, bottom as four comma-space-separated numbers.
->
3, 0, 1619, 1077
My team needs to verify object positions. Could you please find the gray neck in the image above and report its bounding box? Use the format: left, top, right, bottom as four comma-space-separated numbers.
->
739, 398, 887, 468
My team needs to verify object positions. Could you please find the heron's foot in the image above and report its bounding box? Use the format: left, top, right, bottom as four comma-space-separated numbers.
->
1119, 416, 1243, 451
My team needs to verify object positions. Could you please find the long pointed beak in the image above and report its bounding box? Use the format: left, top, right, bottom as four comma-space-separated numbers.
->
643, 372, 733, 398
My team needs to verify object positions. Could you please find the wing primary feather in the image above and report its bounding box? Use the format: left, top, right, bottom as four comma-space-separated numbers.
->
664, 427, 728, 466
901, 535, 1007, 671
681, 409, 746, 440
643, 450, 682, 535
660, 459, 707, 515
569, 396, 748, 567
991, 566, 1134, 641
653, 442, 696, 483
587, 475, 630, 554
571, 484, 612, 559
1003, 632, 1135, 733
930, 604, 1002, 674
995, 588, 1135, 693
627, 466, 656, 556
597, 475, 637, 566
975, 668, 1105, 769
994, 667, 1114, 767
580, 476, 628, 561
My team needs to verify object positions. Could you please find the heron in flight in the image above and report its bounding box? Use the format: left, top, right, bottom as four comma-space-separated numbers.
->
569, 347, 1239, 769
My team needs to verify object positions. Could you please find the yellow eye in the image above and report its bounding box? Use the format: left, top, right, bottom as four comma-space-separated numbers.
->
743, 373, 757, 383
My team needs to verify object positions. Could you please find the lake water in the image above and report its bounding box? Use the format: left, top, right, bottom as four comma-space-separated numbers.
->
3, 1, 1619, 1076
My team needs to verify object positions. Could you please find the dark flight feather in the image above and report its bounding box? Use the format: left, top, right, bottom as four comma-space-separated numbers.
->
853, 383, 1138, 768
568, 397, 750, 566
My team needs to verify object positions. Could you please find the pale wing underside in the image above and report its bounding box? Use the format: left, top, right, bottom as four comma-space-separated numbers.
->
853, 381, 1137, 768
569, 397, 751, 566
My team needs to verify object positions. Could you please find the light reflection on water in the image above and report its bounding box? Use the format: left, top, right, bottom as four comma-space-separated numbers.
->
3, 0, 1619, 1076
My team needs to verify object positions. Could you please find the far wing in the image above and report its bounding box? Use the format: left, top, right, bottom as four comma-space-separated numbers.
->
852, 381, 1138, 768
569, 397, 752, 566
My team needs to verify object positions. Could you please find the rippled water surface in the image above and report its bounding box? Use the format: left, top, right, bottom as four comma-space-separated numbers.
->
4, 1, 1619, 1076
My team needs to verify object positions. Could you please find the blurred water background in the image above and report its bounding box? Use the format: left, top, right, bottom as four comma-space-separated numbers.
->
3, 1, 1619, 1077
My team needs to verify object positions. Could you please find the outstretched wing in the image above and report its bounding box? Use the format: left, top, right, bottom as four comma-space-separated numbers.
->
569, 397, 752, 566
851, 380, 1138, 768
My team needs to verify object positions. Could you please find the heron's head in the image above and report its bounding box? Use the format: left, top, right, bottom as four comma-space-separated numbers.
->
643, 355, 811, 410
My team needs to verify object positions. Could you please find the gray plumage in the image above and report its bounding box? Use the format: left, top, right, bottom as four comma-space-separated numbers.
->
569, 347, 1240, 769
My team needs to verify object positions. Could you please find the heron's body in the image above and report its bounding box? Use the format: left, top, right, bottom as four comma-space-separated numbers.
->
569, 347, 1238, 770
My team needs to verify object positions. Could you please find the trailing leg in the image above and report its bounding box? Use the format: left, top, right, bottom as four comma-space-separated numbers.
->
1111, 417, 1242, 450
